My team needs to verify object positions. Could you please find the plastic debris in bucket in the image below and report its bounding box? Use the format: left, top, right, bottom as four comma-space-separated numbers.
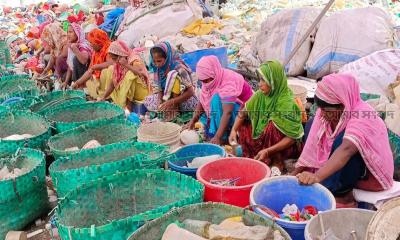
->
181, 47, 228, 72
305, 208, 374, 240
128, 202, 292, 240
197, 157, 271, 207
168, 143, 226, 178
250, 176, 336, 240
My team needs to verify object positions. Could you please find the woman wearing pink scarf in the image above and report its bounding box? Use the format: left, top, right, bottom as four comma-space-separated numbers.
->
295, 74, 394, 207
97, 40, 150, 110
63, 23, 93, 88
187, 56, 253, 145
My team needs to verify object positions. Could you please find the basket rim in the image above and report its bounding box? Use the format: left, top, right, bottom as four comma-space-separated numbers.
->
49, 141, 169, 173
56, 169, 204, 233
44, 102, 124, 124
47, 120, 138, 154
0, 110, 51, 140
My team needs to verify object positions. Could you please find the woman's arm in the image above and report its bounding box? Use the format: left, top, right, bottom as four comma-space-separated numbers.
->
186, 103, 204, 130
255, 137, 295, 161
64, 68, 72, 85
71, 44, 89, 65
212, 103, 235, 143
229, 110, 247, 143
122, 63, 146, 79
73, 68, 93, 88
35, 47, 44, 57
42, 54, 55, 75
99, 80, 115, 101
171, 86, 194, 105
297, 139, 358, 185
91, 61, 113, 71
315, 139, 358, 181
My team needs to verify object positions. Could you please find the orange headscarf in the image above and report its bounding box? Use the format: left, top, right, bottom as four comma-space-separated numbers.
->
87, 29, 111, 79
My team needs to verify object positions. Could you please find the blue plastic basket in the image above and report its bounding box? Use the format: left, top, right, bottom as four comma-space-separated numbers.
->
181, 47, 228, 72
168, 143, 225, 178
250, 176, 336, 240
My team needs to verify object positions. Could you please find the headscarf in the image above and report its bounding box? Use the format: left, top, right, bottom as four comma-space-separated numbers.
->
70, 23, 92, 55
108, 40, 150, 89
149, 42, 191, 90
88, 29, 111, 79
198, 55, 246, 116
245, 60, 304, 139
41, 22, 67, 56
297, 74, 393, 190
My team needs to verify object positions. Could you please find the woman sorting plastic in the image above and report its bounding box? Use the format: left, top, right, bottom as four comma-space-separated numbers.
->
97, 40, 150, 111
72, 28, 113, 99
40, 22, 68, 79
229, 61, 304, 171
143, 42, 198, 121
294, 74, 394, 208
187, 55, 253, 145
63, 23, 92, 88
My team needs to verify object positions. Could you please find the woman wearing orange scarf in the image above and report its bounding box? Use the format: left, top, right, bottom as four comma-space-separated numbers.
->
72, 28, 113, 98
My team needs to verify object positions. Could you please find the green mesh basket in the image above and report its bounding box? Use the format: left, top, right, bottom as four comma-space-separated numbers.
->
30, 90, 86, 115
56, 169, 204, 240
128, 202, 292, 240
0, 79, 39, 102
48, 119, 138, 159
49, 142, 171, 197
0, 111, 51, 151
45, 102, 125, 133
0, 74, 30, 82
0, 148, 49, 239
3, 97, 37, 111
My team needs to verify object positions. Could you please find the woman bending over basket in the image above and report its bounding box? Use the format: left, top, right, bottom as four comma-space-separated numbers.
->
294, 74, 394, 208
97, 40, 150, 111
143, 42, 198, 121
186, 55, 253, 145
229, 61, 304, 171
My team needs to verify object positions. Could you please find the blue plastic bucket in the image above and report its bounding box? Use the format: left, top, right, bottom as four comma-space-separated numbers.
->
168, 143, 226, 178
250, 176, 335, 240
181, 47, 228, 72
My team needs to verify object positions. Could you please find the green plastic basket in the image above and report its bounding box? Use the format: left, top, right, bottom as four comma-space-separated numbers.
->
48, 119, 138, 159
3, 97, 37, 111
56, 169, 204, 240
0, 79, 39, 102
0, 148, 49, 240
30, 90, 86, 115
49, 141, 171, 197
45, 102, 125, 133
128, 202, 292, 240
0, 111, 51, 151
0, 74, 30, 82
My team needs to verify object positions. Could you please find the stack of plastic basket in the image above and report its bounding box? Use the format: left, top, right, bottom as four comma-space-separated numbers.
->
137, 122, 181, 148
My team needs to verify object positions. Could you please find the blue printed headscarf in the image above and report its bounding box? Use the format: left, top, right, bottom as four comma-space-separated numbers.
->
149, 41, 191, 90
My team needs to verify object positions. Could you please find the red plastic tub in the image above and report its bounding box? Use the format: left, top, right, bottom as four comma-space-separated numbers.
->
196, 157, 271, 207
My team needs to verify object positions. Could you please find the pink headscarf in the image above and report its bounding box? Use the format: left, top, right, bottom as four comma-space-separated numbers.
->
71, 23, 92, 55
197, 56, 245, 117
297, 74, 393, 190
108, 40, 149, 89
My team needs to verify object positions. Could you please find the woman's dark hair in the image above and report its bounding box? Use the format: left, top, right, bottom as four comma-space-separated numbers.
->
314, 95, 343, 109
150, 47, 167, 59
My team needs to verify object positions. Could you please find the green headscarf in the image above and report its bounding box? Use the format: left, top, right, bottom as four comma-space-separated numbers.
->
245, 60, 304, 139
